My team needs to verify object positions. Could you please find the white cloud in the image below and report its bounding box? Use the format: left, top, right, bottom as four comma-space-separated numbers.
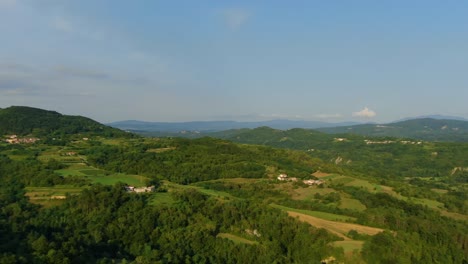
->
223, 8, 250, 30
352, 107, 376, 118
52, 17, 72, 32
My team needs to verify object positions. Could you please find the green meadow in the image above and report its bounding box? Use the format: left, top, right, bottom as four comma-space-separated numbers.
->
270, 203, 356, 222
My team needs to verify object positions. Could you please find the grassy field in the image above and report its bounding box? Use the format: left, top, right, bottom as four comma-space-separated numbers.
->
7, 154, 29, 161
332, 240, 365, 253
270, 204, 356, 222
25, 185, 84, 207
322, 176, 460, 220
91, 173, 148, 187
345, 178, 383, 192
165, 181, 236, 199
339, 197, 367, 211
99, 138, 128, 146
146, 147, 176, 153
286, 211, 384, 240
217, 233, 258, 245
290, 187, 336, 200
148, 192, 176, 206
411, 197, 444, 210
195, 188, 234, 199
56, 163, 148, 187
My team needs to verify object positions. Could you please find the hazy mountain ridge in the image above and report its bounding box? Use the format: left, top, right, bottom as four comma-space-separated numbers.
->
108, 119, 361, 132
317, 118, 468, 142
109, 116, 468, 142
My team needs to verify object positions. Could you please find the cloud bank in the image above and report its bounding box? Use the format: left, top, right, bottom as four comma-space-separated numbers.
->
352, 107, 376, 118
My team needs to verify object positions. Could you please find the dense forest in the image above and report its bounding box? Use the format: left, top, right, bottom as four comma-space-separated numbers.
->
0, 108, 467, 263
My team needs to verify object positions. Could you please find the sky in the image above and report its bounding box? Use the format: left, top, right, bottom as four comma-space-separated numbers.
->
1, 0, 468, 123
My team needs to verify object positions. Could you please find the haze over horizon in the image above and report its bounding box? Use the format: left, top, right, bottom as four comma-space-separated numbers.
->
1, 1, 468, 123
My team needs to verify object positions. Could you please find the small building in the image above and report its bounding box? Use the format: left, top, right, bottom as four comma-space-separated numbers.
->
277, 174, 298, 182
125, 185, 155, 193
277, 174, 288, 181
303, 179, 323, 186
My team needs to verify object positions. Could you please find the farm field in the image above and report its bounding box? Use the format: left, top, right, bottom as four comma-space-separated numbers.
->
165, 180, 236, 199
25, 185, 84, 207
91, 173, 148, 186
56, 165, 148, 187
270, 204, 356, 222
286, 211, 384, 239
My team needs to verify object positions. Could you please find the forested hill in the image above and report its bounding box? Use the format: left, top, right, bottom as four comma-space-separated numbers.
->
210, 126, 468, 181
211, 126, 336, 147
0, 106, 130, 137
316, 118, 468, 142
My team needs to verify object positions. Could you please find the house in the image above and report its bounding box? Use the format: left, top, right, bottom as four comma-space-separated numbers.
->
134, 186, 155, 193
277, 174, 288, 181
277, 174, 298, 182
124, 185, 155, 193
124, 186, 135, 192
303, 179, 323, 186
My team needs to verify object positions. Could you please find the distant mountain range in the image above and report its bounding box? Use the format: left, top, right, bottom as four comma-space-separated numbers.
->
316, 118, 468, 142
109, 116, 468, 142
396, 115, 468, 122
2, 106, 467, 142
107, 119, 361, 132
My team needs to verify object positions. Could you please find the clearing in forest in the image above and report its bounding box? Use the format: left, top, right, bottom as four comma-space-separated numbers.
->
332, 240, 365, 253
286, 211, 384, 240
217, 233, 258, 245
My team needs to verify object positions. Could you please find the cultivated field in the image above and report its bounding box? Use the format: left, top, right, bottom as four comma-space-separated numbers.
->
286, 211, 384, 240
271, 204, 356, 222
25, 185, 84, 207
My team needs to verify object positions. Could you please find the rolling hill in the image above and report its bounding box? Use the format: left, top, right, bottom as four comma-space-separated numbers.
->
209, 126, 468, 181
0, 106, 130, 137
317, 118, 468, 142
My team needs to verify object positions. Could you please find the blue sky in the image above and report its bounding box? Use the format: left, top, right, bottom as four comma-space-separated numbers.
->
1, 0, 467, 123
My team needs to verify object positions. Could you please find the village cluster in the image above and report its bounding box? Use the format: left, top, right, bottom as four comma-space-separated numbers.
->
4, 135, 39, 144
277, 174, 323, 186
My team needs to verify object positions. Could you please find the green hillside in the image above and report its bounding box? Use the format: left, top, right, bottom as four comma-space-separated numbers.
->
211, 127, 468, 183
0, 109, 467, 263
0, 106, 130, 137
317, 118, 468, 142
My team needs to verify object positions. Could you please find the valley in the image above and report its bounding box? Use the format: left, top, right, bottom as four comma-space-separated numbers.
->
0, 107, 467, 263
